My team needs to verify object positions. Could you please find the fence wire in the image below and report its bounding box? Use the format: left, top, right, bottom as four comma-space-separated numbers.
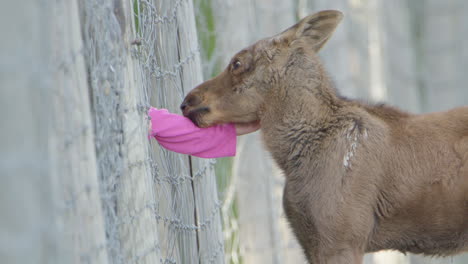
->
80, 0, 223, 263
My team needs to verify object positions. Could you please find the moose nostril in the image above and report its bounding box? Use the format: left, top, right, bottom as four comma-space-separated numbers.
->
181, 95, 201, 111
180, 102, 188, 111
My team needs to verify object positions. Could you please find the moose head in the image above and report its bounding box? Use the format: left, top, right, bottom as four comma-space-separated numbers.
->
181, 10, 343, 128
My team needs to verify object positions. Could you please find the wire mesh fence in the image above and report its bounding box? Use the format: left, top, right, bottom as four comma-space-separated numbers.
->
95, 0, 224, 263
2, 0, 468, 264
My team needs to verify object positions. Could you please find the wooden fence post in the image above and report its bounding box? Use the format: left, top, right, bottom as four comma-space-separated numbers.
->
78, 0, 162, 262
1, 1, 109, 263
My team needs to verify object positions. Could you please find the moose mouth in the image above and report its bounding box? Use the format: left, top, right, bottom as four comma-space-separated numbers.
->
184, 106, 262, 135
184, 107, 211, 127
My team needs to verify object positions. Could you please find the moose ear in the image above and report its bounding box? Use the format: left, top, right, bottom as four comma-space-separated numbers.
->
281, 10, 343, 52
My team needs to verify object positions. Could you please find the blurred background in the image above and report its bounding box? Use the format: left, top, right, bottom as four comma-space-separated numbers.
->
1, 0, 467, 263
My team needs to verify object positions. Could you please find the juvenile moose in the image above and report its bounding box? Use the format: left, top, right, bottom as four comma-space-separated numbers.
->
181, 10, 468, 263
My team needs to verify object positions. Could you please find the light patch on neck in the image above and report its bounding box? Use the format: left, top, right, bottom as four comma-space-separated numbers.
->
343, 125, 367, 169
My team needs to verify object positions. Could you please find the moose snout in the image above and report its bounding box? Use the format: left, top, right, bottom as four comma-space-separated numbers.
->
180, 93, 204, 115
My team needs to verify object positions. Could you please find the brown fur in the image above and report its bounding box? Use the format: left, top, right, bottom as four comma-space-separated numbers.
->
181, 10, 468, 263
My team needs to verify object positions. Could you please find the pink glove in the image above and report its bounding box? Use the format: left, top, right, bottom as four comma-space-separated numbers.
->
148, 107, 236, 158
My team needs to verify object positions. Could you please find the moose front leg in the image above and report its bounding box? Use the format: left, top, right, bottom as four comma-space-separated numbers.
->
307, 246, 364, 264
284, 208, 366, 263
283, 193, 369, 263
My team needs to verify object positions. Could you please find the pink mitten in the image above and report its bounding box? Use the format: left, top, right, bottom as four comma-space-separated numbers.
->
148, 107, 236, 158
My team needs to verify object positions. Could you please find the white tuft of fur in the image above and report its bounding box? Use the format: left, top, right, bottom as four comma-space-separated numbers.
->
343, 126, 366, 169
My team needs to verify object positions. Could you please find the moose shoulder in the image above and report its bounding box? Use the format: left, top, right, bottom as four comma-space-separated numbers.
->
181, 10, 468, 264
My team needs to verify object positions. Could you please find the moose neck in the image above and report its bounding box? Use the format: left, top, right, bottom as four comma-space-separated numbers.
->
261, 60, 344, 127
259, 61, 348, 174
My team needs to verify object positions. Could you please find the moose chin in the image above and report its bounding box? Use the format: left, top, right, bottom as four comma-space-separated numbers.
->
181, 10, 468, 264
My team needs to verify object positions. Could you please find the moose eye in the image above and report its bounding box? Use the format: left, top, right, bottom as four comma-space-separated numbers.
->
232, 60, 242, 70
